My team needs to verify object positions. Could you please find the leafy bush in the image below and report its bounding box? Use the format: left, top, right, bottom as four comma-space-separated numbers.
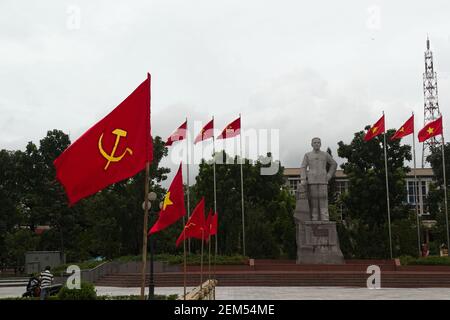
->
400, 255, 450, 266
57, 281, 97, 300
115, 254, 247, 265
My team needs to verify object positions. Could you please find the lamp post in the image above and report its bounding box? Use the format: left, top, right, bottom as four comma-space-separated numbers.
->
143, 191, 157, 300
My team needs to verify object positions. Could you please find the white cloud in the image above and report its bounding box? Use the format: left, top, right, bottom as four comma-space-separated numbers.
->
1, 0, 449, 176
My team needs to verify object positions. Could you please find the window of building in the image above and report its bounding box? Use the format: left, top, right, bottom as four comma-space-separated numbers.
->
335, 180, 349, 195
289, 179, 299, 192
406, 179, 430, 214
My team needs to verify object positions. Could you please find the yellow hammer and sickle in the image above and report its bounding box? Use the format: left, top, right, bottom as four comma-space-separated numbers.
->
185, 222, 196, 230
98, 129, 133, 170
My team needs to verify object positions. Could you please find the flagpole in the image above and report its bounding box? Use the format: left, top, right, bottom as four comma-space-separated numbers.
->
441, 134, 450, 251
200, 229, 204, 295
140, 162, 150, 300
239, 114, 246, 257
212, 117, 218, 257
208, 230, 211, 285
212, 116, 217, 297
186, 117, 191, 254
411, 112, 421, 256
383, 112, 393, 259
140, 73, 151, 300
184, 117, 190, 298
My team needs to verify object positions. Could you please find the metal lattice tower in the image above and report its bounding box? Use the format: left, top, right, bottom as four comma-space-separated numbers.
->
422, 36, 442, 167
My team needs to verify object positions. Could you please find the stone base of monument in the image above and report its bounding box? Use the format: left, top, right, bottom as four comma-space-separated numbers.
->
296, 220, 344, 264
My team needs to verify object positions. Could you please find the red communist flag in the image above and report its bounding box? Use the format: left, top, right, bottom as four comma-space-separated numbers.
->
194, 119, 214, 144
149, 164, 186, 234
205, 209, 213, 240
217, 117, 240, 140
206, 210, 218, 238
418, 116, 443, 142
54, 74, 152, 206
391, 115, 414, 141
165, 120, 187, 146
175, 197, 207, 247
364, 114, 385, 141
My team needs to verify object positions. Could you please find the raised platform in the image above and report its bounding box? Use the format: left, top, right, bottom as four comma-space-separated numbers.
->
94, 260, 450, 288
296, 221, 345, 264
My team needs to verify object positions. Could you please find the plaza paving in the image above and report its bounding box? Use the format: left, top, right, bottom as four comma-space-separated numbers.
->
1, 286, 450, 299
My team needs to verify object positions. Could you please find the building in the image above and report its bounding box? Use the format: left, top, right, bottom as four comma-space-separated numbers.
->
283, 167, 435, 216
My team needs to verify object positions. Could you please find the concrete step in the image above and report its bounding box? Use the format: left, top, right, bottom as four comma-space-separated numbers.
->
95, 271, 450, 288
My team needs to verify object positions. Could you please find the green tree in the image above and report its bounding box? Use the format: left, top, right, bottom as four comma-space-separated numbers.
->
193, 151, 296, 258
0, 150, 22, 265
337, 128, 416, 258
0, 131, 171, 264
4, 229, 39, 268
425, 143, 450, 253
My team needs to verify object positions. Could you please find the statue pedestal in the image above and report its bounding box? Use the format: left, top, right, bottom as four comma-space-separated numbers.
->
295, 220, 344, 264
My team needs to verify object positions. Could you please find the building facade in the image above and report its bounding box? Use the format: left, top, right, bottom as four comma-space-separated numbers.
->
284, 167, 435, 216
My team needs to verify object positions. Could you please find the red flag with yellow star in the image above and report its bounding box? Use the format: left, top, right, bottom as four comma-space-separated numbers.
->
194, 119, 214, 144
364, 114, 385, 141
165, 120, 187, 146
418, 116, 443, 142
217, 117, 240, 140
148, 164, 186, 234
54, 74, 152, 206
175, 197, 207, 247
391, 115, 414, 141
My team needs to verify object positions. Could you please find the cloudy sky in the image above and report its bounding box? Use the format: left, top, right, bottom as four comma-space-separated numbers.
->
1, 0, 449, 183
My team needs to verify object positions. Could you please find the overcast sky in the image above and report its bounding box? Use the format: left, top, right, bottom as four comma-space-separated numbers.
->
1, 0, 449, 183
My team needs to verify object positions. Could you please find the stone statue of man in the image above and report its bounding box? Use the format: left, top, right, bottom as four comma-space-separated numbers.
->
300, 137, 337, 221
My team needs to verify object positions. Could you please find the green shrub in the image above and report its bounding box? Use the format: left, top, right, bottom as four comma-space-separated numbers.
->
115, 254, 247, 265
400, 255, 450, 266
57, 281, 97, 300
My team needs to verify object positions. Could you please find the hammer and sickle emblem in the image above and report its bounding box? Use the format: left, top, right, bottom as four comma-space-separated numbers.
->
185, 222, 196, 230
98, 129, 133, 170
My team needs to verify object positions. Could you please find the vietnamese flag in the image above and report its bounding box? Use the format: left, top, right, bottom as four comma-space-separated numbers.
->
175, 197, 207, 247
194, 118, 214, 144
54, 74, 152, 206
364, 114, 385, 141
149, 164, 186, 234
165, 120, 187, 146
217, 117, 240, 140
418, 116, 443, 142
391, 115, 414, 141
